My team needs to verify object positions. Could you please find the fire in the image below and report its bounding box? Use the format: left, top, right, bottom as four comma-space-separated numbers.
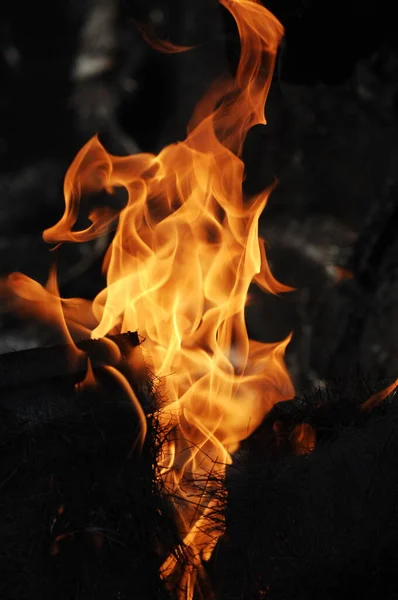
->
361, 377, 398, 412
291, 423, 316, 455
3, 0, 295, 597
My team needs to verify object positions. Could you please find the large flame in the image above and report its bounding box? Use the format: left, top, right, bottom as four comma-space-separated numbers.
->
4, 0, 295, 597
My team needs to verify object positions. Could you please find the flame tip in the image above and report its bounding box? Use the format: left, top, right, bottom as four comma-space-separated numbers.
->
7, 1, 294, 596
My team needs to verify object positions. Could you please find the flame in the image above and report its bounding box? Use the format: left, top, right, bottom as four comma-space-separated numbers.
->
3, 0, 295, 597
133, 20, 196, 54
361, 378, 398, 412
291, 423, 316, 455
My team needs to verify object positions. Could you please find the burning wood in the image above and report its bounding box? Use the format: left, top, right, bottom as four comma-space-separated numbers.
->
0, 331, 140, 390
0, 332, 156, 437
1, 1, 295, 597
0, 334, 178, 600
1, 0, 398, 599
1, 344, 398, 599
214, 383, 398, 600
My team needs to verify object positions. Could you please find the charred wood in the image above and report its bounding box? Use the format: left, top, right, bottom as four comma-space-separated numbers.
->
0, 333, 178, 600
0, 331, 159, 429
0, 331, 140, 390
214, 386, 398, 600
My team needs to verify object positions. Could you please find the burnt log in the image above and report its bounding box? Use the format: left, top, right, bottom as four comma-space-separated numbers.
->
0, 331, 140, 390
213, 387, 398, 600
3, 336, 398, 599
0, 334, 178, 600
0, 331, 156, 426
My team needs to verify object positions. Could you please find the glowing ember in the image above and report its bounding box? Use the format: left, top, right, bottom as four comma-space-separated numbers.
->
3, 0, 296, 597
291, 423, 316, 455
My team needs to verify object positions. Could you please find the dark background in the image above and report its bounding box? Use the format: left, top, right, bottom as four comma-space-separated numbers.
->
1, 0, 398, 391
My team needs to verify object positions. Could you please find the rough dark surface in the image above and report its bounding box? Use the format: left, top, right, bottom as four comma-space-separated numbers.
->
0, 365, 178, 600
214, 384, 398, 600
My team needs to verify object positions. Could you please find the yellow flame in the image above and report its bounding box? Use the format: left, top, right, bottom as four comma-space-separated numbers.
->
2, 1, 295, 597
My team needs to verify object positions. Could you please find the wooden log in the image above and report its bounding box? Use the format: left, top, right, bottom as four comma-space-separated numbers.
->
0, 331, 140, 390
0, 338, 176, 600
0, 330, 157, 429
214, 393, 398, 600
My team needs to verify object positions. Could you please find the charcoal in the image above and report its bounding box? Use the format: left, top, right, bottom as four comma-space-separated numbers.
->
0, 356, 178, 600
213, 385, 398, 600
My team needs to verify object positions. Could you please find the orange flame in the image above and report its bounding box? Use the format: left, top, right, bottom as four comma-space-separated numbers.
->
3, 0, 295, 597
333, 266, 354, 282
291, 423, 316, 455
361, 378, 398, 412
132, 20, 196, 54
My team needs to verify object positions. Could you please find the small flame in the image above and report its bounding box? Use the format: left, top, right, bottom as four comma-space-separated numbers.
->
133, 20, 196, 54
332, 266, 354, 282
291, 423, 316, 455
361, 378, 398, 412
3, 0, 295, 597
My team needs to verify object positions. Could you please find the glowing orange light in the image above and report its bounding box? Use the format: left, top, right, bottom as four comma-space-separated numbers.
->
3, 1, 296, 597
